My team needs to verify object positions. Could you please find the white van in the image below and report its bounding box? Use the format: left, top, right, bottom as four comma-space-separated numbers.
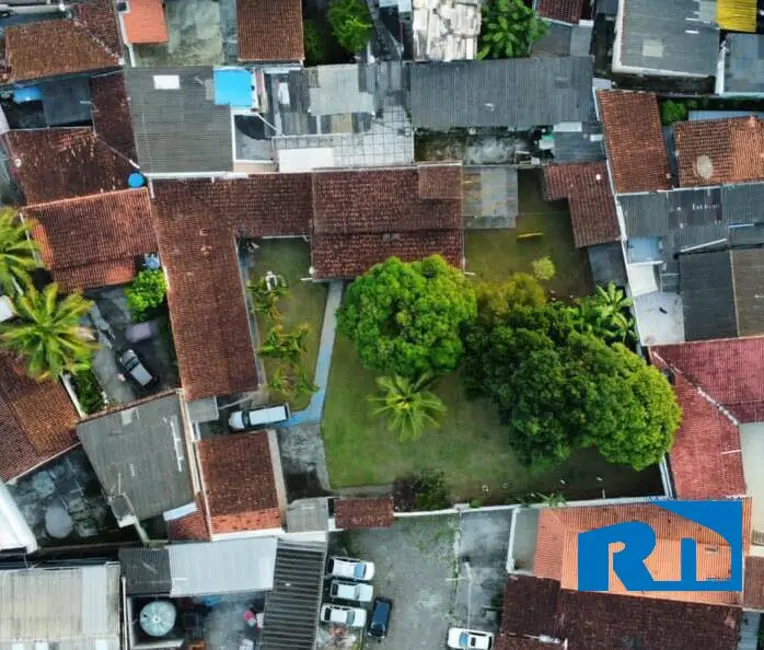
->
228, 403, 290, 430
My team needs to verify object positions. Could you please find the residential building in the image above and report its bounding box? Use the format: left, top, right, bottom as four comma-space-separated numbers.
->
117, 0, 169, 50
0, 564, 122, 650
236, 0, 304, 63
718, 34, 764, 95
535, 0, 586, 23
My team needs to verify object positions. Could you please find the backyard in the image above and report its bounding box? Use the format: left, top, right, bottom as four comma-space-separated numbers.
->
321, 170, 662, 502
249, 239, 327, 411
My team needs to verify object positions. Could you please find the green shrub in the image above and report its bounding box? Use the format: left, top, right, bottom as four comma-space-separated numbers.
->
126, 269, 166, 322
415, 469, 451, 511
71, 369, 105, 414
304, 19, 329, 66
327, 0, 373, 54
531, 256, 556, 281
478, 0, 548, 59
660, 100, 687, 125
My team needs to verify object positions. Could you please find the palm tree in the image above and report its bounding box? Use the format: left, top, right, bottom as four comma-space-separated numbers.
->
0, 283, 97, 380
369, 374, 447, 442
0, 208, 38, 295
248, 274, 288, 322
594, 282, 633, 318
259, 324, 310, 362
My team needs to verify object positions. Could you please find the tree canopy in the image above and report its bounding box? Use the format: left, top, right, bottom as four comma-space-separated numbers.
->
338, 255, 477, 379
462, 303, 681, 470
478, 0, 548, 59
0, 208, 38, 295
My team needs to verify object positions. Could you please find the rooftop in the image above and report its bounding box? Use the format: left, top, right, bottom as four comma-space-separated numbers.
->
3, 0, 121, 83
410, 57, 594, 130
723, 34, 764, 94
0, 350, 79, 482
411, 0, 481, 61
679, 250, 737, 341
198, 430, 282, 535
76, 391, 196, 524
121, 0, 169, 44
597, 90, 672, 194
533, 500, 751, 606
24, 188, 155, 292
674, 117, 764, 187
537, 0, 585, 23
0, 564, 121, 650
168, 494, 211, 541
613, 0, 719, 77
542, 162, 619, 248
90, 72, 138, 161
237, 0, 303, 62
334, 497, 395, 529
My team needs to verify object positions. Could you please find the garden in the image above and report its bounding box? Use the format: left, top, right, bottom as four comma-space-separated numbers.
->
321, 174, 671, 504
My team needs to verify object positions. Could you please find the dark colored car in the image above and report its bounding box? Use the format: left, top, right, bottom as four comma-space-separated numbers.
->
367, 597, 392, 642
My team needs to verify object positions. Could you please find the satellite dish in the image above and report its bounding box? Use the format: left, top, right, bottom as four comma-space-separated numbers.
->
695, 155, 714, 180
140, 601, 177, 638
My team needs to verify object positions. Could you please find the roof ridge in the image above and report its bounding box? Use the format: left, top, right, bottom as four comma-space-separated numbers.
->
71, 11, 120, 61
24, 186, 148, 211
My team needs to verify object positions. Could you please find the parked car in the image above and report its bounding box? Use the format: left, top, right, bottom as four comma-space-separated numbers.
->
228, 403, 290, 430
326, 556, 375, 581
320, 604, 367, 628
329, 579, 373, 603
367, 597, 392, 642
447, 628, 494, 649
118, 348, 157, 389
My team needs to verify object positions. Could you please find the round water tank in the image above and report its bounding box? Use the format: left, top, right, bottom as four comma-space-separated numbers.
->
44, 504, 73, 539
128, 172, 147, 188
139, 600, 176, 637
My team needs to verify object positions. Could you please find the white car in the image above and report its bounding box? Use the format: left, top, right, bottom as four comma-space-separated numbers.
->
447, 628, 495, 650
320, 604, 367, 628
228, 404, 290, 430
326, 556, 375, 581
329, 579, 373, 603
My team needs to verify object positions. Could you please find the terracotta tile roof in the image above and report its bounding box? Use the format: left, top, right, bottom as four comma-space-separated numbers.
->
151, 175, 312, 400
533, 500, 752, 606
499, 575, 742, 650
651, 337, 764, 423
334, 497, 394, 529
237, 0, 304, 62
675, 117, 764, 187
537, 0, 584, 23
310, 230, 464, 279
597, 90, 672, 194
4, 1, 121, 82
543, 162, 619, 248
310, 166, 464, 279
198, 431, 282, 534
24, 188, 155, 291
168, 495, 211, 542
0, 351, 79, 481
122, 0, 168, 44
90, 72, 138, 161
744, 556, 764, 610
4, 128, 134, 204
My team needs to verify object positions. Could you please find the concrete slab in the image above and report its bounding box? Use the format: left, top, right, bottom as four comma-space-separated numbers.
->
634, 291, 685, 346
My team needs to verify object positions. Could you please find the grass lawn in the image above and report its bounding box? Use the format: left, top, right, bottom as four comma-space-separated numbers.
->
250, 240, 327, 411
322, 168, 662, 502
465, 169, 592, 298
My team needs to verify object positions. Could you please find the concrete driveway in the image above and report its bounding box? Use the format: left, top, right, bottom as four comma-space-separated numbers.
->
344, 515, 459, 650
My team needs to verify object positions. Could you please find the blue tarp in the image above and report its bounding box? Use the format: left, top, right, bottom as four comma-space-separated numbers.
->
13, 86, 42, 103
213, 68, 252, 108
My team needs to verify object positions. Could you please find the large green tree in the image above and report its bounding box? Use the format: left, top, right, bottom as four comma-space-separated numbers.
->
338, 255, 477, 378
478, 0, 548, 60
0, 208, 38, 295
1, 283, 97, 380
462, 304, 681, 469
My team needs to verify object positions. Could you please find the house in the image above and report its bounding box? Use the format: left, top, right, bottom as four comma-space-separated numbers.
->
0, 0, 122, 86
117, 0, 169, 48
0, 350, 79, 485
530, 20, 594, 58
611, 0, 719, 78
535, 0, 586, 24
22, 188, 156, 292
236, 0, 304, 63
76, 391, 198, 529
0, 564, 122, 650
718, 34, 764, 95
409, 57, 594, 131
494, 573, 742, 650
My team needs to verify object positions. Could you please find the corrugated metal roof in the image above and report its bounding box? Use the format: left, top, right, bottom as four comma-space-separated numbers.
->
722, 183, 764, 225
717, 0, 756, 32
119, 547, 173, 595
680, 250, 738, 341
168, 537, 278, 597
125, 67, 234, 174
731, 248, 764, 336
617, 0, 719, 77
409, 57, 593, 130
725, 34, 764, 93
0, 565, 120, 650
620, 192, 670, 237
260, 539, 326, 650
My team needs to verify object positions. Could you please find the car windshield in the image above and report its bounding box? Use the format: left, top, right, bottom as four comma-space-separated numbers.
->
330, 584, 338, 596
346, 611, 355, 625
353, 564, 365, 579
460, 633, 469, 647
370, 623, 383, 635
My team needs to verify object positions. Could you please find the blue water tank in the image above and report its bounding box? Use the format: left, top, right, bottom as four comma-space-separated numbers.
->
128, 172, 146, 188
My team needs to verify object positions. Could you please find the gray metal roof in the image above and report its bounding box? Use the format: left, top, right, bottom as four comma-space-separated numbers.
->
0, 565, 121, 650
410, 57, 593, 130
463, 165, 518, 228
286, 498, 330, 533
76, 392, 195, 523
260, 539, 327, 650
588, 242, 628, 287
680, 250, 737, 341
620, 192, 670, 238
731, 248, 764, 336
725, 34, 764, 94
721, 183, 764, 225
39, 78, 92, 126
168, 537, 278, 597
552, 123, 605, 164
617, 0, 719, 77
125, 67, 233, 174
119, 547, 172, 596
531, 22, 574, 57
